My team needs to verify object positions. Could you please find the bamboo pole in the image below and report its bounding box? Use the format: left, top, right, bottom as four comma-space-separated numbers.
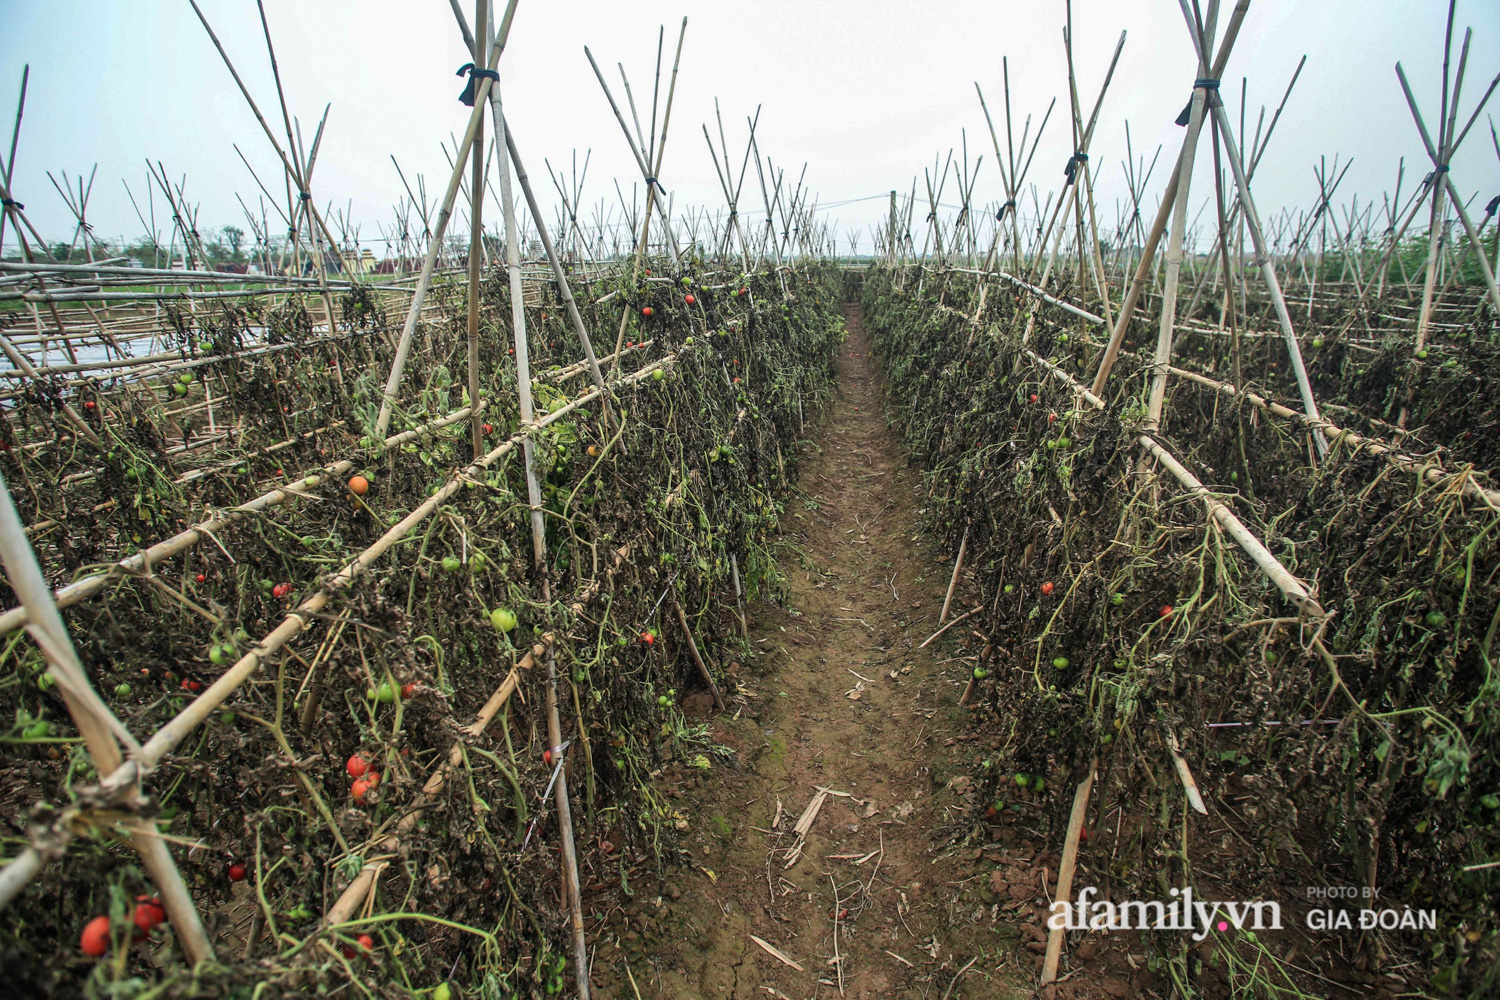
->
464, 0, 488, 459
1041, 761, 1095, 984
671, 595, 725, 712
372, 0, 518, 437
938, 525, 968, 624
1140, 434, 1324, 615
491, 53, 592, 997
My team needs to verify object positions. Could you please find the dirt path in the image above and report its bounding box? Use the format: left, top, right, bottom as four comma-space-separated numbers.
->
595, 306, 1036, 999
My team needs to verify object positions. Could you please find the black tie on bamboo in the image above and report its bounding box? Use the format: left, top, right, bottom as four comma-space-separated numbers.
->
1175, 78, 1221, 126
996, 200, 1016, 222
1063, 152, 1088, 182
0, 199, 21, 210
455, 63, 499, 107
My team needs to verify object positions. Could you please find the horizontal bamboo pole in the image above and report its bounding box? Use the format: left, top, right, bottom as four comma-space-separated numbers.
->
0, 259, 351, 286
1169, 365, 1500, 509
1140, 433, 1324, 616
0, 399, 489, 636
943, 265, 1106, 325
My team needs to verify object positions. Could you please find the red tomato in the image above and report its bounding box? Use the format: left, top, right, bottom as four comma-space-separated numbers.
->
1041, 582, 1055, 596
684, 294, 696, 305
357, 933, 374, 951
401, 682, 418, 699
1030, 394, 1039, 403
1160, 605, 1174, 618
346, 755, 368, 778
639, 631, 655, 646
482, 423, 494, 436
352, 779, 371, 802
641, 307, 654, 317
543, 748, 554, 766
195, 574, 206, 583
1048, 413, 1057, 423
84, 400, 97, 411
80, 915, 111, 956
132, 897, 166, 934
228, 863, 247, 882
181, 679, 203, 693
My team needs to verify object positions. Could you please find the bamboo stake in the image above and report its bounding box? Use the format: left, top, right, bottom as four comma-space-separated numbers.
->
491, 53, 592, 996
464, 0, 488, 459
1041, 761, 1095, 983
938, 525, 968, 624
672, 595, 725, 711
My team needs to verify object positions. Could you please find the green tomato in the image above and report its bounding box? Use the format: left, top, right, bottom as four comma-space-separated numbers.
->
657, 695, 670, 707
441, 556, 463, 573
1425, 610, 1447, 628
1013, 773, 1030, 788
972, 666, 988, 680
653, 368, 666, 381
1110, 592, 1124, 606
1416, 349, 1429, 360
1052, 656, 1070, 670
1003, 584, 1014, 594
1480, 794, 1500, 810
115, 683, 132, 697
1032, 776, 1047, 792
372, 681, 398, 704
434, 985, 453, 1000
1046, 439, 1058, 450
490, 607, 518, 632
470, 551, 487, 570
209, 644, 227, 666
178, 372, 194, 384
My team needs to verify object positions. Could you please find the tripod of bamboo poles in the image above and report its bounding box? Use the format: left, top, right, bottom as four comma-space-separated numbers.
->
977, 59, 1055, 276
702, 100, 759, 273
588, 20, 690, 374
1017, 25, 1125, 347
1091, 0, 1327, 459
368, 1, 518, 438
1062, 2, 1116, 332
1393, 1, 1500, 352
1178, 59, 1306, 324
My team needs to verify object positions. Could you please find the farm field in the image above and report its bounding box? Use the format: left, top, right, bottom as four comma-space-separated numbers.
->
0, 2, 1497, 999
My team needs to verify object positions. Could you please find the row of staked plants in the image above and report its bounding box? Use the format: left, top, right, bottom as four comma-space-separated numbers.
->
0, 257, 845, 996
860, 265, 1498, 998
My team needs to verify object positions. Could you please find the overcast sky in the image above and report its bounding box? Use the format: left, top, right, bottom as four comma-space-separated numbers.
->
2, 0, 1498, 256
